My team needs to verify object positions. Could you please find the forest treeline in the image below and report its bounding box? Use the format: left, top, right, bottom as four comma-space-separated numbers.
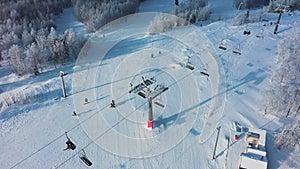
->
0, 0, 142, 75
0, 0, 86, 75
73, 0, 141, 32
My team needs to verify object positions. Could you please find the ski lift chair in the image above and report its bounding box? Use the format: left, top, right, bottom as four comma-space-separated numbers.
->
233, 44, 241, 55
185, 57, 195, 70
218, 39, 227, 50
64, 132, 76, 151
243, 25, 251, 35
200, 66, 210, 79
243, 30, 251, 35
79, 149, 93, 166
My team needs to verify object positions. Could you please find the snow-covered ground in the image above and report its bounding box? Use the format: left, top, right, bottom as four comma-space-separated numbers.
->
1, 0, 300, 169
55, 7, 87, 35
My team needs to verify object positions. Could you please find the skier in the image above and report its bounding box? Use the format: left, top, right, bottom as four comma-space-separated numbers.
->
129, 83, 133, 93
73, 111, 78, 117
84, 98, 89, 104
110, 100, 115, 108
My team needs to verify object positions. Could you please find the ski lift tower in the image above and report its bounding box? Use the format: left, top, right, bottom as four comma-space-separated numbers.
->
60, 71, 68, 98
147, 86, 168, 128
130, 77, 168, 129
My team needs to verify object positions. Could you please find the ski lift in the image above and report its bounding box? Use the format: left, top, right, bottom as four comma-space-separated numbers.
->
256, 29, 264, 38
232, 44, 241, 55
218, 39, 227, 50
200, 66, 210, 79
79, 149, 93, 166
185, 56, 194, 70
64, 132, 76, 151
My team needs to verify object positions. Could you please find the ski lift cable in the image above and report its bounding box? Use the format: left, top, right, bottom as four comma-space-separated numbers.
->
217, 25, 251, 51
9, 132, 66, 169
12, 26, 256, 168
10, 57, 187, 169
55, 32, 257, 168
11, 18, 259, 169
13, 24, 258, 168
216, 10, 277, 51
55, 63, 205, 169
163, 39, 265, 169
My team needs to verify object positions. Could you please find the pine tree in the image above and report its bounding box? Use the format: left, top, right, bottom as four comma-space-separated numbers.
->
25, 42, 40, 75
8, 44, 26, 75
22, 30, 33, 47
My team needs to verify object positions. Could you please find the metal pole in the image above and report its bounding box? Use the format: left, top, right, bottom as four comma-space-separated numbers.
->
274, 11, 282, 34
212, 126, 221, 159
148, 98, 153, 121
226, 136, 230, 158
147, 97, 154, 128
60, 71, 67, 98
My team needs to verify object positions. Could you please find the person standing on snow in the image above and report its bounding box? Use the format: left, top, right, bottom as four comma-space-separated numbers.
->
129, 83, 133, 93
73, 111, 78, 117
110, 100, 115, 108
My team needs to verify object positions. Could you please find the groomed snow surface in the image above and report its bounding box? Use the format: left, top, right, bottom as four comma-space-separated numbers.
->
1, 1, 300, 169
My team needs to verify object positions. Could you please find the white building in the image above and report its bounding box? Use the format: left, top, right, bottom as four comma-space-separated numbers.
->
239, 128, 268, 169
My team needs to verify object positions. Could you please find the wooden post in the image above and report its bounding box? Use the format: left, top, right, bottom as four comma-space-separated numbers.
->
212, 126, 221, 159
226, 136, 230, 158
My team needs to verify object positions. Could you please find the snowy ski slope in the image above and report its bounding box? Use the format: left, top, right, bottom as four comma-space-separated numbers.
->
1, 1, 300, 169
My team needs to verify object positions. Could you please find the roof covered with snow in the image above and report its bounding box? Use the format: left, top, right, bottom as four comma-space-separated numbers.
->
240, 152, 268, 169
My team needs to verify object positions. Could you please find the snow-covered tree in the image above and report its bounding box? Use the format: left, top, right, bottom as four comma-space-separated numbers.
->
231, 10, 250, 26
264, 23, 300, 149
148, 14, 181, 34
22, 30, 33, 47
269, 0, 300, 12
25, 42, 40, 75
233, 0, 269, 10
0, 0, 72, 74
64, 29, 76, 60
48, 27, 57, 44
73, 0, 140, 32
276, 121, 300, 149
197, 4, 212, 21
265, 23, 300, 118
173, 0, 211, 23
8, 44, 26, 75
